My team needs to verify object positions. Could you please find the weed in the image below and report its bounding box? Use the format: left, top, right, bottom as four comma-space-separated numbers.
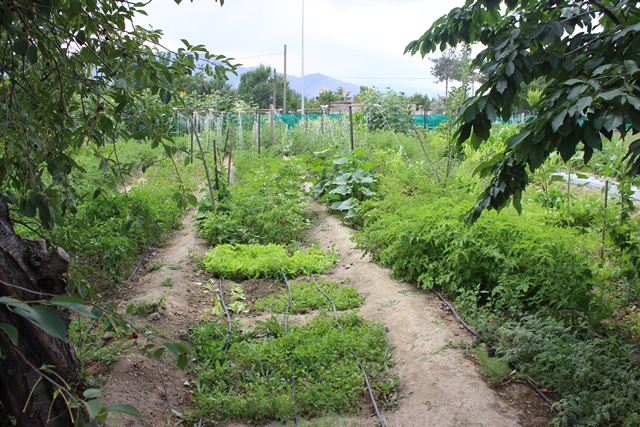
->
148, 260, 164, 271
127, 292, 168, 316
473, 346, 511, 384
168, 263, 182, 270
161, 277, 174, 287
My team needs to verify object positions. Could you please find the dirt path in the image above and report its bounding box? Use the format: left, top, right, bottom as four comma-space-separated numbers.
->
101, 203, 550, 427
308, 205, 550, 427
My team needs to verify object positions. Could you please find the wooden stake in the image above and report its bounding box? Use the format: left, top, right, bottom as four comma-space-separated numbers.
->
190, 115, 216, 213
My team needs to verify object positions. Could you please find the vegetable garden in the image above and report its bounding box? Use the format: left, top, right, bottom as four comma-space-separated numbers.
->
15, 105, 638, 426
2, 1, 639, 426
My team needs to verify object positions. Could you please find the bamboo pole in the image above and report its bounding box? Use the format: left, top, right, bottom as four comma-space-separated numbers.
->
190, 115, 216, 214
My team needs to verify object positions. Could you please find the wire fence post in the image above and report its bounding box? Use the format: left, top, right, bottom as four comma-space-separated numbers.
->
349, 105, 354, 150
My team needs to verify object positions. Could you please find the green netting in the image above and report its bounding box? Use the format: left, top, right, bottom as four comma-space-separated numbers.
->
412, 114, 450, 129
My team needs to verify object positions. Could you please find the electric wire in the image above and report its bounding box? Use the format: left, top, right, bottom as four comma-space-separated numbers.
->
311, 274, 386, 427
430, 288, 574, 426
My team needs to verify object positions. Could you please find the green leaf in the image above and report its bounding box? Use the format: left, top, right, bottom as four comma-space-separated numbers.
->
83, 389, 102, 399
106, 404, 143, 419
0, 323, 19, 346
162, 90, 172, 105
506, 130, 531, 150
599, 89, 625, 101
10, 304, 67, 341
26, 45, 38, 64
177, 353, 188, 370
75, 30, 86, 45
84, 399, 104, 420
496, 76, 508, 94
551, 110, 567, 132
51, 296, 99, 319
14, 38, 28, 55
504, 62, 515, 76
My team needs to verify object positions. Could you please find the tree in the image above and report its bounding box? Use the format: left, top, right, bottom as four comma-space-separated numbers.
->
408, 93, 432, 111
406, 0, 640, 223
0, 0, 234, 424
431, 47, 465, 98
237, 64, 300, 111
358, 88, 413, 133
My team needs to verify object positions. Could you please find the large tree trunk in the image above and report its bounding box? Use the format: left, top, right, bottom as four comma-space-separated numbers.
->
0, 194, 79, 426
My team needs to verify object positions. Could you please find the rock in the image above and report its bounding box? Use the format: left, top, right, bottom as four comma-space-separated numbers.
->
149, 312, 161, 321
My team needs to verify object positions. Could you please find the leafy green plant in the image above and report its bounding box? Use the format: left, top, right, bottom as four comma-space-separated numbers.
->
473, 346, 511, 384
203, 244, 337, 280
190, 312, 395, 423
255, 280, 363, 314
308, 146, 377, 221
161, 277, 174, 287
149, 260, 165, 271
127, 292, 168, 316
495, 316, 640, 426
196, 156, 310, 246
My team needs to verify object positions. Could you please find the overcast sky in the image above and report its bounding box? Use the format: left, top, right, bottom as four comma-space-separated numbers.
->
135, 0, 466, 95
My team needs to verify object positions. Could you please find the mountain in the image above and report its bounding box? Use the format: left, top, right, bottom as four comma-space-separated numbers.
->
224, 67, 443, 99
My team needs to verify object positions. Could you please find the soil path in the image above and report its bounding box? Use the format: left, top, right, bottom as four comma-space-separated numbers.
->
101, 203, 550, 427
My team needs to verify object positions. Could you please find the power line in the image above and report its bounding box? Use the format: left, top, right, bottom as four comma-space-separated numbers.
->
332, 76, 438, 80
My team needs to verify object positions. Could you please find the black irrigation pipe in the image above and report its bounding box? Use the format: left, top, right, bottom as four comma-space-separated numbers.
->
430, 288, 574, 426
126, 242, 154, 282
311, 274, 386, 427
218, 278, 233, 353
280, 270, 300, 427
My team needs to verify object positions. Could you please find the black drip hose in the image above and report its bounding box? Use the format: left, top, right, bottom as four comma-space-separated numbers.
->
218, 278, 232, 353
430, 288, 573, 426
280, 270, 300, 427
311, 274, 386, 427
127, 243, 153, 282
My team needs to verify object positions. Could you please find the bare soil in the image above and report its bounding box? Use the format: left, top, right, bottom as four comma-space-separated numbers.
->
100, 204, 552, 427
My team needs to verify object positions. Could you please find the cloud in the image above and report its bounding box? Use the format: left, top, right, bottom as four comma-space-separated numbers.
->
135, 0, 466, 93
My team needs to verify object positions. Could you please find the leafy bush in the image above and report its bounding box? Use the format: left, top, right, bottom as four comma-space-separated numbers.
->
255, 279, 364, 314
202, 244, 337, 280
308, 146, 377, 222
196, 156, 310, 246
356, 188, 604, 319
495, 316, 640, 427
191, 312, 394, 422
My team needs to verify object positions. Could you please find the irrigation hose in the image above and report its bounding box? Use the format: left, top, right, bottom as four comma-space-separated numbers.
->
280, 270, 300, 426
218, 278, 233, 353
126, 243, 154, 282
311, 274, 386, 427
430, 288, 573, 426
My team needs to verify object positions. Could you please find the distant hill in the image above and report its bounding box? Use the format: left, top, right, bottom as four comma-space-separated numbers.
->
224, 67, 443, 99
225, 67, 360, 98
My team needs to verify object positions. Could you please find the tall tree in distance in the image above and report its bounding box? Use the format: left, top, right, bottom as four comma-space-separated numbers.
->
406, 0, 640, 223
431, 47, 464, 98
237, 64, 300, 111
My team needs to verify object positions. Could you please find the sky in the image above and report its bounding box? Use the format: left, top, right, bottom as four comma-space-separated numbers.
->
135, 0, 467, 96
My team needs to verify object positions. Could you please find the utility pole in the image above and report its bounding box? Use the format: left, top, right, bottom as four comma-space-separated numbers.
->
271, 68, 276, 146
283, 44, 287, 114
301, 0, 305, 114
272, 68, 277, 112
